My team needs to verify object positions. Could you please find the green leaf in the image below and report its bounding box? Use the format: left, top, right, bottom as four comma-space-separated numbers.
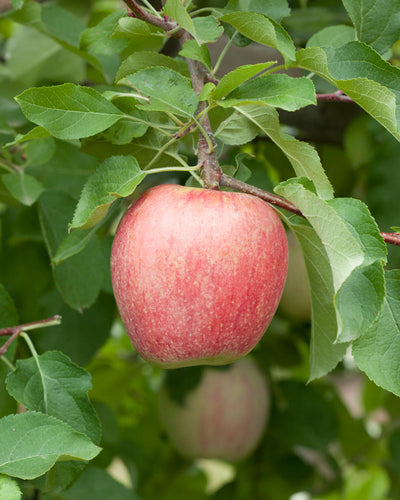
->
15, 84, 124, 140
235, 105, 333, 199
6, 351, 101, 443
164, 0, 196, 39
41, 3, 85, 48
53, 226, 100, 265
179, 39, 212, 70
214, 109, 259, 145
223, 0, 290, 22
47, 467, 136, 500
10, 0, 24, 9
217, 74, 316, 111
116, 51, 184, 82
276, 180, 386, 346
71, 156, 146, 230
0, 411, 101, 480
307, 25, 356, 49
81, 10, 127, 55
0, 475, 21, 500
2, 172, 44, 206
211, 62, 276, 100
6, 127, 51, 147
353, 270, 400, 397
127, 67, 198, 118
192, 16, 224, 44
283, 216, 348, 380
296, 43, 400, 141
221, 11, 296, 63
39, 190, 104, 311
342, 0, 400, 56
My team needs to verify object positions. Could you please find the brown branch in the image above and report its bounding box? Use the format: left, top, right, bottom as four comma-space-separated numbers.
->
316, 91, 354, 103
0, 328, 22, 356
220, 174, 400, 247
0, 315, 62, 337
181, 32, 222, 189
219, 174, 302, 215
123, 0, 177, 32
380, 232, 400, 246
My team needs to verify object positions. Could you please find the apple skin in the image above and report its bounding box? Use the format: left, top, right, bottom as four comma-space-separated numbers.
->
279, 232, 311, 322
158, 357, 269, 461
111, 184, 288, 368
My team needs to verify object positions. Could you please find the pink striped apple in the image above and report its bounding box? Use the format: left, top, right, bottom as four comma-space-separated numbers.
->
158, 357, 269, 461
111, 184, 288, 368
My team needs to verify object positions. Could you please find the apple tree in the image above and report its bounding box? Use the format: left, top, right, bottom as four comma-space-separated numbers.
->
1, 0, 400, 498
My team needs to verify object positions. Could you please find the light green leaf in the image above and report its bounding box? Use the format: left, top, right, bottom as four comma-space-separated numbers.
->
10, 0, 24, 9
15, 84, 124, 140
211, 62, 276, 100
221, 11, 296, 63
218, 74, 316, 111
179, 39, 212, 70
276, 180, 386, 346
192, 16, 224, 44
5, 127, 51, 147
342, 0, 400, 56
164, 0, 196, 36
353, 270, 400, 397
71, 156, 146, 230
116, 51, 184, 82
0, 475, 21, 500
6, 351, 101, 443
235, 105, 333, 199
283, 216, 348, 380
127, 67, 198, 118
307, 25, 356, 48
296, 42, 400, 140
0, 411, 101, 480
223, 0, 290, 22
41, 3, 85, 48
2, 172, 44, 206
215, 109, 259, 145
81, 10, 127, 55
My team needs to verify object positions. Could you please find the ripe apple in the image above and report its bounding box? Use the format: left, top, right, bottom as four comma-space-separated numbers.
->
111, 184, 288, 368
158, 357, 269, 461
279, 232, 311, 322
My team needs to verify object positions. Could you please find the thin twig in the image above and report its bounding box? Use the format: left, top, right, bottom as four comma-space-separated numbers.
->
0, 329, 22, 356
0, 315, 62, 337
316, 91, 354, 103
380, 232, 400, 246
219, 174, 303, 215
124, 0, 176, 31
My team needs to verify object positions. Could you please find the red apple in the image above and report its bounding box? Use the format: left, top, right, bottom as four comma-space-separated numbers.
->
158, 357, 270, 461
111, 184, 288, 368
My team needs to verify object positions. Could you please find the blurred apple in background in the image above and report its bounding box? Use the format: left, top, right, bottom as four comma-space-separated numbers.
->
111, 184, 288, 368
279, 232, 312, 323
158, 357, 269, 462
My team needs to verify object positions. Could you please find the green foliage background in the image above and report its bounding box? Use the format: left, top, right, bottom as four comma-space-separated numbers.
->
1, 0, 400, 498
